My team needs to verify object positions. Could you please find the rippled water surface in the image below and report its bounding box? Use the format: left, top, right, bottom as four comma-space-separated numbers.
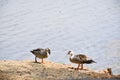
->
0, 0, 120, 74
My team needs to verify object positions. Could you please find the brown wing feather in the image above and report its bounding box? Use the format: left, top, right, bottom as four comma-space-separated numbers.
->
76, 54, 87, 61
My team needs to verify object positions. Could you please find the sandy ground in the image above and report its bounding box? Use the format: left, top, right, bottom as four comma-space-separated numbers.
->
0, 60, 120, 80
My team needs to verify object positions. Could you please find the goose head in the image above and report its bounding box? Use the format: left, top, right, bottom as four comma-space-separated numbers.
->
45, 48, 51, 55
67, 50, 74, 56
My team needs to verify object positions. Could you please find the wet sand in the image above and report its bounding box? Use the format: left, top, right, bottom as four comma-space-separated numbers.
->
0, 60, 120, 80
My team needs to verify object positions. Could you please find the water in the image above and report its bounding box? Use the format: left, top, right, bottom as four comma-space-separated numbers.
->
0, 0, 120, 74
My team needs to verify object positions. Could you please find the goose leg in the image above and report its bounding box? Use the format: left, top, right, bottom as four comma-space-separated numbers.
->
41, 58, 43, 63
35, 56, 37, 63
76, 64, 80, 70
81, 64, 83, 69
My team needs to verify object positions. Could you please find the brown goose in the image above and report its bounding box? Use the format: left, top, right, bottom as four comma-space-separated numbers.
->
67, 51, 96, 70
30, 48, 51, 63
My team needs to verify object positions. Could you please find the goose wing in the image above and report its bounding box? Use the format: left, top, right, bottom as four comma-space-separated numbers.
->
31, 48, 48, 58
33, 48, 44, 52
76, 54, 88, 61
76, 54, 96, 63
32, 48, 45, 55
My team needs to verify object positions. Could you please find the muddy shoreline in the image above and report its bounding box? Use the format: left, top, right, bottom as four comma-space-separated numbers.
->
0, 60, 119, 80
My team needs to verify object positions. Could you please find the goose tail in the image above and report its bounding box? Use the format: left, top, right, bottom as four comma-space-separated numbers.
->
85, 60, 96, 64
30, 50, 36, 55
30, 50, 34, 53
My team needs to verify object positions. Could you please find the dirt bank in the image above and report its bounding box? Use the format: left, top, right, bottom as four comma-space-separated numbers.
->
0, 60, 119, 80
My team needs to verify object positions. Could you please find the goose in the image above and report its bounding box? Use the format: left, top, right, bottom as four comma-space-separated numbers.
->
67, 51, 96, 70
30, 48, 51, 63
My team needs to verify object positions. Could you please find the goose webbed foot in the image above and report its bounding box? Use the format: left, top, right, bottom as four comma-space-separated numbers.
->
75, 64, 80, 70
75, 68, 79, 70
